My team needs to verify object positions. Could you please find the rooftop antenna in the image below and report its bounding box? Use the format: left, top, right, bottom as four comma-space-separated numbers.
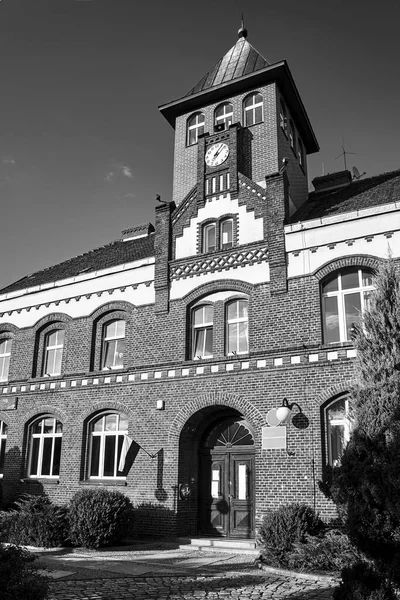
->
352, 166, 366, 180
335, 136, 355, 171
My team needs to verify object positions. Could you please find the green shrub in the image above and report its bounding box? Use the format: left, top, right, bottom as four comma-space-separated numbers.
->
0, 495, 68, 548
0, 544, 49, 600
333, 561, 397, 600
68, 488, 134, 548
288, 529, 364, 573
257, 503, 323, 567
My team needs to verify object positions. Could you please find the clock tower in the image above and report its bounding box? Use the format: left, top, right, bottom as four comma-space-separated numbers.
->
159, 25, 319, 215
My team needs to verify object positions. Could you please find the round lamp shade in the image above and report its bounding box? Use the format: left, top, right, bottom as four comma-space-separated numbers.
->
276, 405, 291, 424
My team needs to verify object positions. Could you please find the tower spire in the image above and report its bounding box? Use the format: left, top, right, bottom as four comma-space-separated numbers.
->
238, 13, 248, 39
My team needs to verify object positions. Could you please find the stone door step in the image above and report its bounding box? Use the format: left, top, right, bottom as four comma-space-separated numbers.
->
176, 537, 259, 555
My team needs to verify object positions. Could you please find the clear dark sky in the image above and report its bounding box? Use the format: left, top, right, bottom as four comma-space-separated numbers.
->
1, 0, 399, 290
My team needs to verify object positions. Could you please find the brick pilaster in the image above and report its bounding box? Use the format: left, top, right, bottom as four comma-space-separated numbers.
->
154, 201, 175, 314
265, 172, 289, 295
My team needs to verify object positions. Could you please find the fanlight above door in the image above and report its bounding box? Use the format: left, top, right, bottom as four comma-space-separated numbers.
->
203, 417, 254, 449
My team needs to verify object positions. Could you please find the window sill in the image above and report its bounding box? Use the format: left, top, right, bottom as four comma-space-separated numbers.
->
20, 478, 60, 485
79, 479, 127, 487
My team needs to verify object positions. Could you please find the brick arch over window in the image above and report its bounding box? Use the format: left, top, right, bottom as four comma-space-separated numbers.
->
89, 301, 136, 321
32, 315, 71, 378
183, 279, 254, 306
31, 313, 72, 333
313, 255, 383, 281
79, 401, 135, 425
21, 405, 68, 425
167, 391, 264, 448
0, 323, 19, 336
90, 305, 132, 372
316, 382, 356, 408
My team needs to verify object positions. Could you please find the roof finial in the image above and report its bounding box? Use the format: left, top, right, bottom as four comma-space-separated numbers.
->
238, 13, 248, 39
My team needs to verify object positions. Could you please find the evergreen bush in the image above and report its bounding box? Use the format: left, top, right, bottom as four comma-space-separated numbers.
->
0, 495, 68, 548
333, 561, 397, 600
257, 503, 323, 567
68, 488, 134, 548
0, 544, 49, 600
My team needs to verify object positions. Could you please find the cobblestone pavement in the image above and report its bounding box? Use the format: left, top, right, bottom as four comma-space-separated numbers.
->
36, 545, 336, 600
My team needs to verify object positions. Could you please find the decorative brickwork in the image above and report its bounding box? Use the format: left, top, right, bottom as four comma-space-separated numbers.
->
313, 254, 383, 280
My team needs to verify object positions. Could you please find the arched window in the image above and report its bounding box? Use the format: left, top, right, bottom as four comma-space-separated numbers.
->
0, 420, 7, 476
214, 103, 233, 131
192, 305, 213, 359
289, 119, 296, 151
321, 267, 374, 344
187, 112, 205, 146
280, 101, 287, 133
89, 412, 129, 479
43, 330, 64, 376
325, 396, 351, 466
101, 320, 125, 369
297, 138, 305, 167
226, 299, 249, 355
203, 223, 216, 253
0, 339, 12, 382
28, 416, 63, 478
243, 93, 263, 126
220, 219, 233, 250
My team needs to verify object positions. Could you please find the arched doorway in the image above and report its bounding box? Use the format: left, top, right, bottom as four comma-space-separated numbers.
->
199, 414, 255, 538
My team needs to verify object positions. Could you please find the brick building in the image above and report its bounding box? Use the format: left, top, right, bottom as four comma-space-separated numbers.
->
0, 26, 399, 539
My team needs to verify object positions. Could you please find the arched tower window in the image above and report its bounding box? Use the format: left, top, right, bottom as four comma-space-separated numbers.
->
187, 112, 205, 146
243, 93, 263, 126
214, 103, 233, 131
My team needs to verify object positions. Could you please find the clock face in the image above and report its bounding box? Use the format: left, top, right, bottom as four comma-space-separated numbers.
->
205, 142, 229, 167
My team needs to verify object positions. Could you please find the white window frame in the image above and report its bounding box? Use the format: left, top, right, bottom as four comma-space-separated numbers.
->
89, 413, 128, 479
226, 299, 249, 355
203, 223, 216, 253
220, 219, 233, 250
280, 101, 288, 133
298, 138, 305, 167
28, 417, 63, 478
289, 119, 296, 150
325, 397, 351, 466
187, 112, 205, 146
0, 420, 7, 477
102, 320, 126, 370
192, 305, 213, 359
214, 102, 233, 131
0, 339, 11, 382
244, 93, 263, 126
43, 330, 64, 376
322, 268, 374, 344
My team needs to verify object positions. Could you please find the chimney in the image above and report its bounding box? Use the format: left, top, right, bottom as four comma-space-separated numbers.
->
312, 170, 352, 193
121, 222, 155, 241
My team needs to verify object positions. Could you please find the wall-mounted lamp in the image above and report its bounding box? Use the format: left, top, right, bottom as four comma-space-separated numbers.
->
276, 398, 303, 424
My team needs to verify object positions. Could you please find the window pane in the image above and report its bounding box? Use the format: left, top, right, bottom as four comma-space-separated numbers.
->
119, 414, 129, 432
47, 331, 58, 346
362, 270, 373, 287
114, 339, 125, 367
254, 106, 263, 123
245, 110, 254, 127
221, 220, 233, 248
188, 129, 197, 145
43, 418, 54, 434
52, 437, 62, 476
53, 348, 63, 375
193, 329, 205, 357
322, 274, 338, 293
115, 320, 126, 337
30, 438, 40, 476
238, 322, 248, 353
105, 414, 117, 431
90, 436, 100, 476
55, 420, 63, 434
330, 424, 345, 466
323, 296, 340, 343
328, 399, 346, 420
116, 435, 124, 476
344, 292, 361, 340
238, 300, 248, 318
0, 355, 10, 381
341, 269, 359, 290
104, 436, 116, 477
204, 329, 213, 356
205, 225, 216, 251
364, 290, 372, 311
227, 302, 237, 320
41, 438, 52, 475
204, 305, 213, 323
104, 340, 117, 368
105, 322, 116, 338
0, 438, 5, 473
33, 420, 43, 434
228, 323, 238, 353
92, 417, 103, 433
194, 308, 203, 326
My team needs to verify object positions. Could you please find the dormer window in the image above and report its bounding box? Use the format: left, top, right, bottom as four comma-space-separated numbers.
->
214, 103, 233, 131
187, 112, 205, 146
203, 223, 216, 253
243, 93, 263, 126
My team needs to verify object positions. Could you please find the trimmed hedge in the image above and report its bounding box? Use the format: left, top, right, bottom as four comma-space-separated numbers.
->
68, 488, 134, 548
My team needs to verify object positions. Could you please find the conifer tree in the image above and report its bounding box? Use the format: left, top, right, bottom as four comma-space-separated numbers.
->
326, 258, 400, 596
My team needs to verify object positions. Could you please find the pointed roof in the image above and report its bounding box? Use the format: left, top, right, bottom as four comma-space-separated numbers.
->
185, 33, 270, 97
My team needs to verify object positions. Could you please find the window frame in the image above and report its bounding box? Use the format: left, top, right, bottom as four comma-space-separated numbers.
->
220, 218, 233, 250
297, 137, 305, 168
42, 329, 65, 377
279, 101, 288, 134
192, 304, 214, 360
225, 299, 249, 356
187, 112, 205, 146
203, 223, 217, 253
0, 420, 7, 477
214, 102, 233, 131
289, 119, 296, 152
200, 215, 237, 254
101, 319, 126, 370
0, 338, 12, 382
243, 92, 264, 127
28, 416, 63, 479
88, 412, 129, 480
321, 267, 374, 344
325, 396, 351, 466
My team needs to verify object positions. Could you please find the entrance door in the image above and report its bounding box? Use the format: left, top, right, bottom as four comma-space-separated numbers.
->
199, 417, 255, 538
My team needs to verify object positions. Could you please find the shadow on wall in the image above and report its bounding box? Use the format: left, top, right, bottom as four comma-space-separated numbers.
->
132, 502, 177, 538
1, 446, 44, 509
